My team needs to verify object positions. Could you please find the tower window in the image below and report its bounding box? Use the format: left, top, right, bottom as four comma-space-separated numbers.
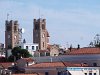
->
43, 42, 44, 47
42, 24, 45, 29
35, 24, 39, 30
6, 26, 11, 31
14, 26, 17, 31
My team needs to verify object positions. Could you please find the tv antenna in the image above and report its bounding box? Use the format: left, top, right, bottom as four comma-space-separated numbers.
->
39, 9, 40, 18
7, 13, 9, 20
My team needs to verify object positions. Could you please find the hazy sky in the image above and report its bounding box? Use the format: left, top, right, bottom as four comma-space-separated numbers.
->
0, 0, 100, 48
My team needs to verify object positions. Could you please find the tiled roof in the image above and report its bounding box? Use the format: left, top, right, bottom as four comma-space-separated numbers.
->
28, 62, 65, 68
0, 62, 13, 69
12, 74, 38, 75
64, 62, 88, 67
22, 58, 34, 62
27, 62, 88, 68
66, 47, 100, 55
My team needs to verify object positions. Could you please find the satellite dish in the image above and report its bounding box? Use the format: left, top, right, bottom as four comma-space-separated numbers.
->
21, 28, 25, 33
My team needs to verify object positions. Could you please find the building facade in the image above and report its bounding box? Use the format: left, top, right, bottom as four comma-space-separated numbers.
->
33, 18, 49, 50
50, 44, 59, 56
5, 20, 19, 49
18, 43, 38, 56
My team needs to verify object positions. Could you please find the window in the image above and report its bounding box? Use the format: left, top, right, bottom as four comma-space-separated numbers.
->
94, 73, 96, 75
35, 24, 39, 30
36, 46, 38, 50
58, 72, 62, 75
7, 26, 11, 31
93, 63, 97, 66
42, 24, 45, 29
45, 72, 49, 75
89, 73, 92, 75
19, 46, 21, 48
85, 73, 87, 75
14, 26, 17, 31
32, 46, 34, 50
26, 46, 28, 49
46, 53, 50, 56
43, 42, 44, 47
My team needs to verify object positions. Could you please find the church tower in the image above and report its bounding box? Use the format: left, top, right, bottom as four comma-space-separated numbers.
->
5, 20, 19, 49
33, 18, 49, 50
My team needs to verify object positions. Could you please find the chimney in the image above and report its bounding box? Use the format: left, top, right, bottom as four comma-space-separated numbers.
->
50, 57, 52, 62
0, 69, 3, 74
77, 44, 80, 49
9, 72, 12, 75
69, 44, 72, 51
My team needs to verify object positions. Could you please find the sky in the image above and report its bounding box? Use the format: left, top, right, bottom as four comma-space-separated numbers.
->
0, 0, 100, 48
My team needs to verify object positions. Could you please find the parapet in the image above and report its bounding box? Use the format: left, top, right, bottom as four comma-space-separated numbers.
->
34, 18, 46, 23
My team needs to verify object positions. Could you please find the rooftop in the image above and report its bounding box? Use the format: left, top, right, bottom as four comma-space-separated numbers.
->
12, 74, 38, 75
0, 62, 13, 69
27, 61, 88, 68
21, 58, 34, 62
66, 47, 100, 55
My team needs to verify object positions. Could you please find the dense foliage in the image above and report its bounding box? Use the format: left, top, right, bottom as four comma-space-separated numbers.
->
8, 47, 32, 62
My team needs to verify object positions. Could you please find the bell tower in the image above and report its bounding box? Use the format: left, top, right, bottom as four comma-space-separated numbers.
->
5, 20, 19, 49
33, 18, 49, 50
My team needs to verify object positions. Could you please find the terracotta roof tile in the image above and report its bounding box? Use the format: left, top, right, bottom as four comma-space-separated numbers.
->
22, 58, 34, 62
0, 62, 13, 69
12, 74, 38, 75
66, 47, 100, 55
27, 62, 88, 68
63, 62, 88, 67
27, 62, 64, 68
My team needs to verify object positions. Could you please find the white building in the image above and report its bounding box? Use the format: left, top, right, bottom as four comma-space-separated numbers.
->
18, 43, 38, 56
57, 67, 100, 75
67, 67, 99, 75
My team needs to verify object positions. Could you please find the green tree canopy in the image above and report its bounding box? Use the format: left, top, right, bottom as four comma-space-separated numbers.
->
12, 47, 21, 56
8, 47, 32, 62
89, 34, 100, 47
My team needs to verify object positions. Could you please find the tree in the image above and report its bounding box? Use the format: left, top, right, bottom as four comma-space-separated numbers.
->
94, 34, 100, 47
20, 49, 30, 58
8, 47, 32, 62
12, 47, 21, 56
89, 34, 100, 47
8, 55, 14, 62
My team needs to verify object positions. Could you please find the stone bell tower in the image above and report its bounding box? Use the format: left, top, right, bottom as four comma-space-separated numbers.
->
33, 18, 49, 50
5, 20, 19, 49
